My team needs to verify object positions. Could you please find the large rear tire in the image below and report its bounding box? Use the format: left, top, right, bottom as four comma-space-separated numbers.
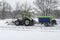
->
24, 19, 34, 26
24, 20, 30, 26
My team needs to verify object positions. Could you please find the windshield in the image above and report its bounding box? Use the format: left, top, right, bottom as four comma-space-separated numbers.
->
14, 15, 22, 19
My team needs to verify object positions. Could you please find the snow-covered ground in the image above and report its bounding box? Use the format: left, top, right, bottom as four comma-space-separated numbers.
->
0, 18, 60, 31
0, 30, 60, 40
0, 19, 60, 40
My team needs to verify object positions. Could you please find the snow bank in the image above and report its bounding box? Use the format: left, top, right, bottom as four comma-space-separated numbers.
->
0, 19, 16, 27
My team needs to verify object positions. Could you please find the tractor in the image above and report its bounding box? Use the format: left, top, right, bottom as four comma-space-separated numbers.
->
13, 12, 34, 26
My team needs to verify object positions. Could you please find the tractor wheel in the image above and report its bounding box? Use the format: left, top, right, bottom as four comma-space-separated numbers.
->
24, 20, 30, 26
15, 21, 20, 26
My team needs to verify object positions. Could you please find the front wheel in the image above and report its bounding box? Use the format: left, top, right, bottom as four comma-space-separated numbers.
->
15, 21, 20, 26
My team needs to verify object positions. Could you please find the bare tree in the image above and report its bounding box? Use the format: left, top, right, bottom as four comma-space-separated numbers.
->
1, 0, 12, 19
14, 2, 21, 18
19, 3, 32, 13
13, 1, 32, 18
16, 2, 20, 11
0, 2, 2, 18
34, 0, 59, 16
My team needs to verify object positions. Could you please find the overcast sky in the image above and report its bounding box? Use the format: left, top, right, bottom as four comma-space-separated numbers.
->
0, 0, 34, 10
0, 0, 60, 10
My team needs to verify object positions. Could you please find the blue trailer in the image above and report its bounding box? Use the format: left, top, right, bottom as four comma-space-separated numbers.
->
37, 16, 57, 26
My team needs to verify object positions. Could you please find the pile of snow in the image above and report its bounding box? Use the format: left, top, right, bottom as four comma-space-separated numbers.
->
0, 19, 16, 27
0, 20, 7, 26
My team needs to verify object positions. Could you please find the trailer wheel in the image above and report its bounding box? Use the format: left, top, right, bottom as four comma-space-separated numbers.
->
15, 21, 20, 26
51, 20, 57, 26
44, 22, 49, 27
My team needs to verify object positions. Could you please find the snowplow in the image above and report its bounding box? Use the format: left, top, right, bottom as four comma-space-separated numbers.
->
37, 16, 57, 26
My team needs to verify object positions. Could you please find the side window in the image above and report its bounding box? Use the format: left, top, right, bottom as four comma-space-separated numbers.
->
15, 15, 22, 19
18, 15, 22, 19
